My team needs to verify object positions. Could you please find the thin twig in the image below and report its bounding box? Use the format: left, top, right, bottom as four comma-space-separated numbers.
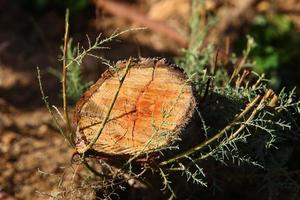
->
252, 73, 265, 89
235, 70, 250, 88
159, 94, 262, 166
64, 28, 144, 70
78, 58, 132, 153
37, 67, 74, 148
62, 9, 73, 144
126, 77, 192, 164
229, 90, 273, 140
189, 92, 274, 164
229, 35, 255, 84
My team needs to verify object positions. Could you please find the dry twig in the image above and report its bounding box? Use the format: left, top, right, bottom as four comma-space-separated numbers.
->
62, 9, 73, 143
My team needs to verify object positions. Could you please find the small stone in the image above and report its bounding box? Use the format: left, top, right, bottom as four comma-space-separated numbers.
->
37, 124, 49, 135
1, 131, 17, 145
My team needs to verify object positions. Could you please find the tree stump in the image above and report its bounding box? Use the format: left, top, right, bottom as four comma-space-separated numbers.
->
74, 58, 196, 158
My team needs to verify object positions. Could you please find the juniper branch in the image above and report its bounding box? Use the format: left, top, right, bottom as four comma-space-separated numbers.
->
160, 94, 262, 166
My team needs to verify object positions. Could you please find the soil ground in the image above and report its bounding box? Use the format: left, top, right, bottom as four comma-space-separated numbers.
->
0, 3, 91, 199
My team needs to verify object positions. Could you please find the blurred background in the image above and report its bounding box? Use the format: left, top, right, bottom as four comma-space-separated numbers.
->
0, 0, 300, 199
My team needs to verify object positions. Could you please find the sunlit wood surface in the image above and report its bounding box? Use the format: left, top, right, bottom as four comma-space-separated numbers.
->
75, 59, 195, 156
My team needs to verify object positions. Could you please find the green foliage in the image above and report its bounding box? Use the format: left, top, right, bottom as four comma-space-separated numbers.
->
176, 0, 216, 81
49, 39, 91, 104
50, 28, 144, 103
161, 57, 300, 199
251, 15, 297, 72
158, 6, 300, 199
236, 14, 300, 89
65, 39, 92, 103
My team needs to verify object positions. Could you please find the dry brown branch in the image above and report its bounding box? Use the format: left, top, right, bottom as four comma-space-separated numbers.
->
160, 94, 262, 166
62, 9, 73, 144
94, 0, 188, 48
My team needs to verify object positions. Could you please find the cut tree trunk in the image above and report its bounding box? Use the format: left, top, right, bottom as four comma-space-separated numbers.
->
74, 58, 196, 158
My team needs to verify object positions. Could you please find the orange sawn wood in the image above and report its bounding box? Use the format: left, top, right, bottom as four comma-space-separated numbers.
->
74, 58, 196, 157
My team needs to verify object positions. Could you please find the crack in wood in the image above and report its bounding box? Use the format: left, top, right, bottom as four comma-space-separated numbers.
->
130, 65, 156, 146
79, 108, 137, 130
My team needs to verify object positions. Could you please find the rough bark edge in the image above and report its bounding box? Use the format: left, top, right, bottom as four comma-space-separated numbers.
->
73, 57, 197, 159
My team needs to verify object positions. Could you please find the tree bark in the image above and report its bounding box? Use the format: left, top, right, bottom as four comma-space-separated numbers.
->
74, 58, 196, 159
